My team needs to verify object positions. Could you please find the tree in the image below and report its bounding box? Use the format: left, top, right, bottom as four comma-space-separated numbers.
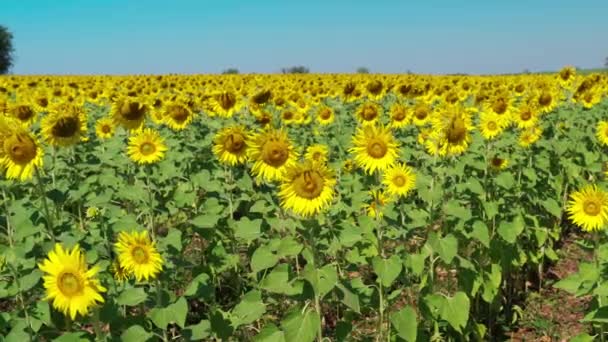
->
222, 68, 239, 75
0, 26, 14, 74
604, 56, 608, 68
281, 66, 309, 74
356, 67, 370, 74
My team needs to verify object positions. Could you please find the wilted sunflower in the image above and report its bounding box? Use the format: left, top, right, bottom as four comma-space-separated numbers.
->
249, 128, 298, 182
519, 126, 542, 148
316, 105, 335, 125
382, 163, 416, 197
596, 121, 608, 146
212, 125, 250, 166
126, 128, 167, 164
95, 118, 115, 140
162, 101, 194, 131
350, 125, 399, 174
305, 144, 329, 164
489, 156, 509, 170
41, 103, 87, 147
356, 101, 382, 125
111, 98, 149, 130
479, 113, 505, 140
0, 118, 44, 181
278, 161, 336, 217
115, 230, 163, 282
566, 185, 608, 232
38, 243, 106, 320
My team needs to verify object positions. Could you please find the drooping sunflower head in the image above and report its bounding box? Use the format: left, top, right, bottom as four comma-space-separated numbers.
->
162, 101, 194, 131
37, 243, 106, 320
41, 103, 87, 147
95, 118, 115, 140
249, 128, 298, 182
356, 101, 382, 125
278, 160, 336, 217
349, 124, 399, 174
114, 230, 163, 282
212, 125, 250, 166
596, 121, 608, 146
566, 185, 608, 232
305, 144, 329, 164
126, 128, 168, 164
382, 163, 416, 197
111, 98, 149, 130
0, 117, 44, 181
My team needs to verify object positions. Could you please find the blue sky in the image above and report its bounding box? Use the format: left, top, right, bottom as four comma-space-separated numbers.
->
2, 0, 607, 74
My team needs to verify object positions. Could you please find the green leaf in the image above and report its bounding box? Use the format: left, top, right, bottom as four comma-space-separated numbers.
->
483, 201, 499, 220
281, 308, 320, 342
116, 287, 148, 306
466, 178, 485, 195
184, 320, 211, 340
442, 292, 470, 332
541, 198, 562, 218
470, 221, 490, 248
254, 323, 286, 342
495, 172, 515, 189
583, 306, 608, 323
184, 272, 213, 299
497, 216, 525, 244
18, 269, 41, 292
191, 214, 221, 229
162, 229, 182, 252
231, 290, 266, 327
260, 264, 302, 295
251, 244, 279, 273
276, 237, 303, 258
121, 325, 153, 342
336, 283, 361, 313
427, 233, 458, 264
302, 264, 338, 298
372, 255, 403, 288
148, 297, 188, 329
390, 306, 417, 342
232, 218, 262, 242
569, 333, 596, 342
444, 200, 472, 222
52, 332, 89, 342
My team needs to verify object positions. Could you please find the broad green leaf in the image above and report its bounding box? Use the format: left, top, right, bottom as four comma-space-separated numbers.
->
254, 323, 286, 342
191, 214, 222, 229
390, 306, 417, 342
495, 172, 515, 189
260, 264, 302, 295
184, 272, 213, 298
251, 244, 279, 273
302, 264, 338, 298
184, 320, 211, 340
336, 283, 361, 313
541, 198, 562, 218
116, 287, 148, 306
583, 306, 608, 323
427, 233, 458, 264
121, 325, 153, 342
281, 308, 320, 342
161, 229, 182, 252
483, 201, 499, 220
569, 333, 596, 342
443, 292, 470, 332
18, 269, 41, 292
148, 297, 188, 329
497, 216, 525, 244
231, 290, 266, 327
470, 221, 490, 248
232, 218, 262, 242
372, 255, 402, 288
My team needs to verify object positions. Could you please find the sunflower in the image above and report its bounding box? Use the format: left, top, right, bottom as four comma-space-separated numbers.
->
114, 230, 163, 282
210, 91, 242, 118
0, 118, 44, 181
513, 103, 539, 129
484, 93, 513, 124
162, 101, 194, 131
519, 126, 542, 148
365, 190, 391, 218
566, 185, 608, 232
411, 102, 432, 126
249, 128, 298, 182
597, 121, 608, 146
278, 161, 336, 217
557, 65, 576, 86
9, 103, 37, 126
111, 98, 149, 130
109, 260, 130, 283
95, 118, 115, 140
38, 243, 106, 320
382, 163, 416, 197
533, 89, 559, 114
356, 101, 382, 125
489, 156, 509, 170
389, 103, 409, 129
316, 105, 335, 125
479, 113, 505, 140
126, 128, 167, 164
350, 125, 399, 174
41, 103, 87, 147
212, 125, 250, 166
579, 90, 602, 109
305, 144, 329, 164
429, 105, 474, 156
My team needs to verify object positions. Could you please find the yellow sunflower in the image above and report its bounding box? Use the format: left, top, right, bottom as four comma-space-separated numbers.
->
566, 185, 608, 232
41, 103, 87, 147
389, 103, 409, 129
162, 100, 194, 131
429, 105, 474, 157
596, 121, 608, 146
479, 113, 505, 140
212, 125, 250, 166
350, 125, 399, 174
278, 161, 336, 217
111, 98, 149, 130
365, 190, 391, 218
489, 156, 509, 170
411, 102, 432, 126
114, 230, 163, 282
210, 91, 243, 118
109, 260, 130, 283
249, 128, 298, 182
519, 126, 542, 148
0, 118, 44, 181
95, 118, 115, 140
382, 163, 416, 197
356, 101, 382, 126
126, 128, 167, 164
316, 105, 335, 125
38, 243, 106, 320
513, 103, 539, 129
304, 144, 329, 164
9, 103, 37, 126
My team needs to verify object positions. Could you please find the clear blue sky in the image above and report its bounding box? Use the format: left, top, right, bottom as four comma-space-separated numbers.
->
2, 0, 607, 75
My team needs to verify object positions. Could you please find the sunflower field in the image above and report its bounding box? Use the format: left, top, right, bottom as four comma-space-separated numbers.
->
1, 67, 608, 341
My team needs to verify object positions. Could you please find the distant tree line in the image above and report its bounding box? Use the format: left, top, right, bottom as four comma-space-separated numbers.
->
0, 25, 14, 74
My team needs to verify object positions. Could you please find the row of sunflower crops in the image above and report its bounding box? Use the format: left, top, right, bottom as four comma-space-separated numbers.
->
0, 68, 607, 341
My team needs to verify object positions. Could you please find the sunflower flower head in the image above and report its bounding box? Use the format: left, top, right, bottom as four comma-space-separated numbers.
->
114, 230, 163, 282
566, 185, 608, 232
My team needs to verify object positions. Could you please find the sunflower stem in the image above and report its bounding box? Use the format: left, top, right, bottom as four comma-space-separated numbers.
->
92, 308, 104, 341
34, 167, 56, 242
145, 170, 156, 239
156, 279, 169, 342
595, 233, 606, 342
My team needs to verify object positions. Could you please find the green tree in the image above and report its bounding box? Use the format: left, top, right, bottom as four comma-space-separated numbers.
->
281, 66, 309, 74
604, 56, 608, 68
222, 68, 239, 74
356, 67, 370, 74
0, 25, 14, 74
